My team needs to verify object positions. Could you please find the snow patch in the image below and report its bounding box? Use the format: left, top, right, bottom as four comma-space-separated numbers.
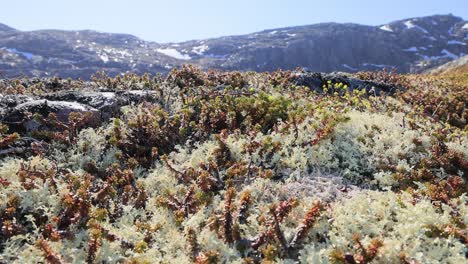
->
448, 26, 455, 36
379, 25, 393, 32
342, 64, 357, 71
362, 63, 394, 68
418, 49, 460, 61
204, 54, 228, 59
418, 54, 445, 61
463, 23, 468, 30
99, 54, 109, 63
441, 49, 458, 59
192, 45, 209, 55
420, 50, 460, 61
404, 20, 428, 34
5, 48, 35, 60
287, 33, 297, 37
447, 40, 466, 45
157, 48, 191, 60
403, 47, 418, 52
47, 57, 78, 64
269, 31, 278, 35
100, 92, 116, 99
403, 20, 415, 29
103, 48, 132, 58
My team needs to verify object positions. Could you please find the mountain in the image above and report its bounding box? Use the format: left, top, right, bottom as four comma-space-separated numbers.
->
0, 23, 17, 32
0, 14, 467, 79
425, 54, 468, 74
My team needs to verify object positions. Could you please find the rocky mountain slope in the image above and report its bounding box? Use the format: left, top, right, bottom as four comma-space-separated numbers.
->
425, 54, 468, 74
0, 14, 467, 78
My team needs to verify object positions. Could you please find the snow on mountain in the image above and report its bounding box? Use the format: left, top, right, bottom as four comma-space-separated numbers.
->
0, 14, 466, 78
3, 48, 35, 60
379, 25, 393, 32
403, 47, 418, 52
441, 49, 459, 59
403, 20, 429, 33
448, 40, 466, 45
192, 45, 209, 55
156, 48, 191, 60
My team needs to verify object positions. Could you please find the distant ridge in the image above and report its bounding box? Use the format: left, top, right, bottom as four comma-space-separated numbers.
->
0, 14, 466, 78
426, 54, 468, 74
0, 23, 16, 32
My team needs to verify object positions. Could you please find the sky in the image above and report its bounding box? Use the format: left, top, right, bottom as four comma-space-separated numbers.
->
1, 0, 467, 43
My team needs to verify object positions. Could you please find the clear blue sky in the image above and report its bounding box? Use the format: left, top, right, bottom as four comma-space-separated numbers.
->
1, 0, 467, 43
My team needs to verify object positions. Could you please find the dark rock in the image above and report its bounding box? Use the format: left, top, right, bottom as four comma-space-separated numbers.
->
3, 99, 100, 132
0, 136, 48, 158
43, 90, 160, 120
290, 72, 402, 95
0, 94, 35, 108
116, 90, 160, 105
290, 72, 324, 91
44, 91, 119, 120
0, 90, 161, 133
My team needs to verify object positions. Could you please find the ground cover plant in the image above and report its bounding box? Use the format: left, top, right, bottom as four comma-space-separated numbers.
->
0, 66, 467, 263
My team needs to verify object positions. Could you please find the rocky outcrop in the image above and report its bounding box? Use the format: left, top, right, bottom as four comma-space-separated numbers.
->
291, 72, 402, 95
0, 90, 159, 133
2, 99, 99, 132
43, 90, 160, 119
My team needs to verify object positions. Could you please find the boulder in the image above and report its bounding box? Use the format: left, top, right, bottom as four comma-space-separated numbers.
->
43, 90, 160, 119
0, 89, 160, 133
291, 72, 403, 95
2, 99, 100, 132
44, 91, 119, 120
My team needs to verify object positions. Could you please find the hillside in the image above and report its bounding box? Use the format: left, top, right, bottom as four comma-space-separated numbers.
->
0, 68, 466, 263
0, 14, 467, 79
426, 54, 468, 74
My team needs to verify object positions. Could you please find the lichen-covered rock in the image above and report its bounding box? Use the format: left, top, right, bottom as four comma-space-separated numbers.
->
43, 90, 160, 119
3, 99, 99, 132
0, 90, 160, 133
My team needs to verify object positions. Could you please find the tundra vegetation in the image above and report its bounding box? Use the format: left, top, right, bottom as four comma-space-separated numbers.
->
0, 65, 467, 263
